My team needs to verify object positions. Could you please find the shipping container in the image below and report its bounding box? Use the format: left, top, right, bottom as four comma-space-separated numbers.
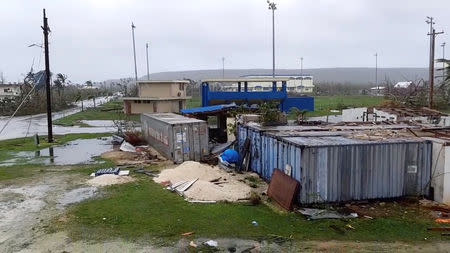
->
238, 124, 432, 204
141, 113, 209, 163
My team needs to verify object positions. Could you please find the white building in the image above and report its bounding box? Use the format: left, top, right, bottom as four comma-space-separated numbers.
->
232, 74, 315, 93
0, 84, 21, 99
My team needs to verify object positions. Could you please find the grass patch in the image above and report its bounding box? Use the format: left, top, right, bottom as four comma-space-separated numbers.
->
54, 100, 140, 127
187, 97, 201, 108
60, 178, 441, 244
306, 95, 386, 117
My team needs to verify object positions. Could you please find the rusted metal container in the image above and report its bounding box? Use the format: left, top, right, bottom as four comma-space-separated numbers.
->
141, 113, 209, 163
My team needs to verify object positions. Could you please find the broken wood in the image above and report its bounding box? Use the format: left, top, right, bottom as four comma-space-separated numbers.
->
209, 177, 222, 182
427, 227, 450, 231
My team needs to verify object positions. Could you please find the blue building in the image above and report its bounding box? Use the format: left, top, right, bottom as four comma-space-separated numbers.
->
200, 78, 314, 113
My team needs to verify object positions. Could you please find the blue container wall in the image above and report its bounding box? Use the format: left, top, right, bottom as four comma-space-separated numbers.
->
238, 125, 432, 204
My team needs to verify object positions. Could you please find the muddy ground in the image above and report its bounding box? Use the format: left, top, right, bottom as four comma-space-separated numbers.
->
1, 168, 450, 252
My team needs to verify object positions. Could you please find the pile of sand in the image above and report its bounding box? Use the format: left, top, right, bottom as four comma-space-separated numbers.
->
154, 161, 252, 202
87, 174, 135, 187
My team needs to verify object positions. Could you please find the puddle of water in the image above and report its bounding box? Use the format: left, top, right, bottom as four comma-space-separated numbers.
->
58, 186, 97, 206
0, 138, 113, 166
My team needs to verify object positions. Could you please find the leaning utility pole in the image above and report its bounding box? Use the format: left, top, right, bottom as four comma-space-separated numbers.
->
131, 22, 138, 82
42, 9, 53, 142
442, 42, 446, 82
426, 16, 444, 108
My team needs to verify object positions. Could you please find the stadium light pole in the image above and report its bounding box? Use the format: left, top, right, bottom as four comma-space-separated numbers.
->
146, 42, 150, 80
267, 1, 277, 78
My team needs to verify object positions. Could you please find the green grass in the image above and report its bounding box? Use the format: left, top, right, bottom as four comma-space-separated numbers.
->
187, 97, 201, 108
59, 178, 441, 244
54, 100, 140, 127
306, 95, 387, 117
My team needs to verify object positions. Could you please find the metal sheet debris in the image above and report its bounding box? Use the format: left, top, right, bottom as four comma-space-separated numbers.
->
267, 169, 300, 210
299, 208, 358, 220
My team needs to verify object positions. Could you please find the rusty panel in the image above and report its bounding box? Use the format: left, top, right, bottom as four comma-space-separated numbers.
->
267, 169, 300, 210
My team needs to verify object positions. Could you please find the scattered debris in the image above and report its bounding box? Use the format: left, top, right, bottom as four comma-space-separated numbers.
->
203, 240, 218, 248
181, 231, 194, 236
363, 215, 373, 219
119, 141, 136, 152
200, 154, 219, 165
299, 208, 358, 220
94, 168, 120, 176
87, 174, 135, 187
111, 135, 124, 145
427, 227, 450, 231
211, 141, 235, 155
251, 221, 258, 226
436, 219, 450, 224
267, 169, 300, 211
133, 168, 157, 177
346, 224, 355, 230
189, 241, 197, 248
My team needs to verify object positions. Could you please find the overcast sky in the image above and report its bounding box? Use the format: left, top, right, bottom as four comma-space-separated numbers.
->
1, 0, 449, 83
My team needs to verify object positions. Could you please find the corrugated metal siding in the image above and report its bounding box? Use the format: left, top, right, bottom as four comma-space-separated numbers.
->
238, 124, 432, 204
141, 114, 209, 163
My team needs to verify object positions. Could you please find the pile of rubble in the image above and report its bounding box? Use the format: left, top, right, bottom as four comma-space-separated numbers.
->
101, 141, 167, 166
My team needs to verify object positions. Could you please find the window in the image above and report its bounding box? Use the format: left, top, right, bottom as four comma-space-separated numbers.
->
179, 83, 184, 91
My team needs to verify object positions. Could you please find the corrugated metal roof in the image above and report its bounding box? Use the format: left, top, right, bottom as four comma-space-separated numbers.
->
142, 113, 205, 125
181, 103, 236, 115
281, 136, 424, 147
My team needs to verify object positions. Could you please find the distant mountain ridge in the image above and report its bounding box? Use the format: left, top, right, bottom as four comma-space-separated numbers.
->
105, 67, 429, 86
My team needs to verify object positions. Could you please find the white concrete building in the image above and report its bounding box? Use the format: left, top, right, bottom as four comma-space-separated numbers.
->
0, 84, 21, 99
235, 74, 315, 93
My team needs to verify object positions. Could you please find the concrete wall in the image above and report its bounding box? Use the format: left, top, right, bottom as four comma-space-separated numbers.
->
138, 82, 186, 98
342, 107, 367, 122
127, 100, 186, 114
373, 109, 397, 122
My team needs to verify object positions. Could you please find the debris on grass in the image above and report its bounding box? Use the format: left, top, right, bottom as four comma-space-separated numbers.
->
299, 208, 358, 220
87, 174, 135, 187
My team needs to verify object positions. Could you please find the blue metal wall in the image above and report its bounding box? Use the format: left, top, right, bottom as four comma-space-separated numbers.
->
238, 125, 432, 204
202, 82, 314, 112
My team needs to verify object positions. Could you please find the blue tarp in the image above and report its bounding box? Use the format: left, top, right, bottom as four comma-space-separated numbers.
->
181, 103, 237, 115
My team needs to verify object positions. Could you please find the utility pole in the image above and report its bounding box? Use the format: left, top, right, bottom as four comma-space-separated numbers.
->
426, 16, 444, 108
442, 42, 446, 82
146, 42, 150, 80
300, 57, 303, 87
131, 22, 138, 83
268, 1, 277, 78
221, 57, 225, 79
42, 9, 53, 143
374, 53, 378, 88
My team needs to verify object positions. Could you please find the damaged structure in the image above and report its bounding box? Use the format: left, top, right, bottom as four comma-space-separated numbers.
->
237, 122, 450, 204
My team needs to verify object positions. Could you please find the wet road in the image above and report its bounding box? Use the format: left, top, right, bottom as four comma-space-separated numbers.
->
0, 97, 117, 140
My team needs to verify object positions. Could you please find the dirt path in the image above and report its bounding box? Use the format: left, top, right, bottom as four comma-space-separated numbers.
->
0, 171, 94, 252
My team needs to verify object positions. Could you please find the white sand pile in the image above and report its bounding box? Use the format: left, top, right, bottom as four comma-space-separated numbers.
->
87, 174, 135, 187
154, 161, 252, 202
